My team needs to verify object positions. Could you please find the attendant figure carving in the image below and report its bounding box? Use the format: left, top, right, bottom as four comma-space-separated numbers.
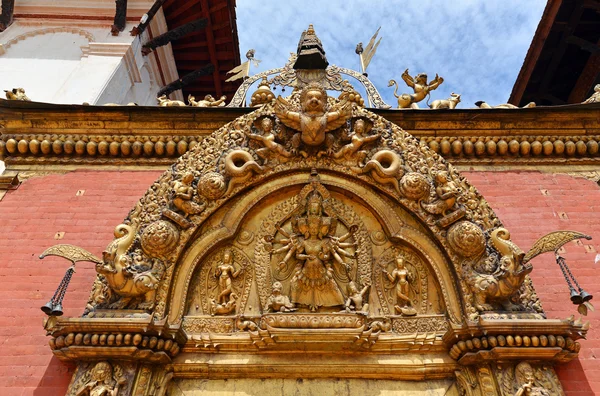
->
345, 281, 370, 313
383, 257, 417, 316
76, 361, 125, 396
266, 281, 296, 312
245, 117, 292, 164
172, 173, 205, 218
514, 362, 550, 396
421, 171, 460, 216
211, 248, 243, 315
333, 119, 381, 165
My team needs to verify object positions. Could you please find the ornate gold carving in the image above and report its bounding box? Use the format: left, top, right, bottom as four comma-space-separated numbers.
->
188, 94, 227, 107
332, 118, 380, 165
429, 92, 461, 109
344, 281, 370, 313
582, 84, 600, 104
390, 316, 449, 333
4, 87, 30, 101
250, 77, 275, 107
140, 220, 180, 258
156, 95, 186, 106
72, 361, 127, 396
352, 149, 404, 192
211, 248, 244, 315
170, 172, 206, 219
375, 247, 429, 316
447, 221, 486, 258
244, 117, 292, 164
261, 313, 363, 329
223, 149, 264, 194
275, 83, 353, 156
388, 69, 444, 109
198, 171, 226, 200
182, 317, 235, 333
40, 244, 103, 265
399, 172, 431, 200
195, 246, 252, 316
475, 101, 536, 109
522, 230, 592, 263
265, 281, 295, 312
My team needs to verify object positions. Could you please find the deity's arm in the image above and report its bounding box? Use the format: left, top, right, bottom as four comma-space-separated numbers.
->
335, 245, 355, 258
214, 266, 221, 278
384, 270, 397, 283
246, 132, 266, 142
232, 266, 243, 278
175, 185, 194, 200
363, 133, 381, 143
272, 242, 292, 255
335, 242, 356, 249
360, 285, 370, 297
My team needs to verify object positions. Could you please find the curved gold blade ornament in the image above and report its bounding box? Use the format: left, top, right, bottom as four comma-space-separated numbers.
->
522, 230, 592, 263
39, 244, 102, 265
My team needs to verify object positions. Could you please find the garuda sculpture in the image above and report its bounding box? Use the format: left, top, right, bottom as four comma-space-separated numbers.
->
388, 69, 444, 109
275, 82, 353, 157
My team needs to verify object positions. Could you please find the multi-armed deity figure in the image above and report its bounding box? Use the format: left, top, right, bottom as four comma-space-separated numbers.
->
383, 256, 417, 316
270, 182, 358, 312
388, 69, 444, 109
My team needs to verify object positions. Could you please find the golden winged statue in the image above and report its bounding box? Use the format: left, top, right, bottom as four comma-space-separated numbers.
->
274, 82, 353, 157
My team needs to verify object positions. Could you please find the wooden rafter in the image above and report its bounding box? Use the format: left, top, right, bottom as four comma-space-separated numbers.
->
111, 0, 128, 36
0, 0, 15, 32
201, 0, 222, 97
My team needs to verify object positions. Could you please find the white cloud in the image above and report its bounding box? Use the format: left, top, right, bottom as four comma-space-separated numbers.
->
236, 0, 546, 108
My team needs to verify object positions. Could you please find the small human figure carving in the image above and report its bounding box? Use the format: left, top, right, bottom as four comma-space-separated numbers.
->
245, 117, 292, 164
582, 84, 600, 104
188, 94, 227, 107
266, 281, 296, 312
172, 173, 205, 218
157, 95, 186, 107
345, 281, 370, 313
76, 361, 125, 396
333, 119, 381, 165
4, 88, 30, 101
388, 69, 444, 109
215, 248, 243, 304
475, 101, 536, 109
421, 171, 460, 216
383, 257, 417, 316
275, 82, 353, 157
514, 362, 551, 396
211, 248, 243, 315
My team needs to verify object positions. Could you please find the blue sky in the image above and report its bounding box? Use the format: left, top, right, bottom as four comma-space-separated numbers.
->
236, 0, 547, 108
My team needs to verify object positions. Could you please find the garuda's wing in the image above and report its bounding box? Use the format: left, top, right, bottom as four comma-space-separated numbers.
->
39, 244, 102, 264
523, 231, 592, 263
274, 96, 301, 131
324, 100, 353, 132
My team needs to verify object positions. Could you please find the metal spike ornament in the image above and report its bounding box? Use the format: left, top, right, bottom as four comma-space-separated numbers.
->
556, 254, 594, 315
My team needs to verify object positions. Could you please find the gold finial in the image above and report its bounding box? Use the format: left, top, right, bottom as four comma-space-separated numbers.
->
307, 24, 315, 34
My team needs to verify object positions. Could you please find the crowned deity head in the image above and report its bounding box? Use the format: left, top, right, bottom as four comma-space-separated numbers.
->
307, 191, 323, 216
222, 248, 233, 264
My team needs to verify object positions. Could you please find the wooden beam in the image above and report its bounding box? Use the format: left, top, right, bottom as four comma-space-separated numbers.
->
201, 0, 222, 97
565, 35, 600, 54
0, 0, 15, 32
131, 0, 168, 36
538, 0, 586, 94
568, 41, 600, 102
111, 0, 128, 36
509, 0, 563, 105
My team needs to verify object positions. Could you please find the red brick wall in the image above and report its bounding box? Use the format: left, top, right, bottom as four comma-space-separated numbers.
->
464, 171, 600, 396
0, 170, 161, 396
0, 170, 598, 395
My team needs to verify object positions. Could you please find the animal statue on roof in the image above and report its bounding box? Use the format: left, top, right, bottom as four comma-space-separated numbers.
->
388, 69, 444, 109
